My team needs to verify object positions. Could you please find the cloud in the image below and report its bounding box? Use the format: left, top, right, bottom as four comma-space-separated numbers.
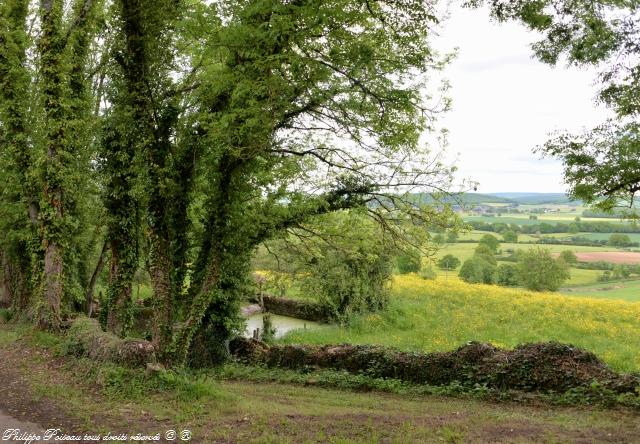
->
432, 5, 610, 193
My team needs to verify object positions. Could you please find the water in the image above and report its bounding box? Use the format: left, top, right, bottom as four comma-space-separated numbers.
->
243, 312, 320, 339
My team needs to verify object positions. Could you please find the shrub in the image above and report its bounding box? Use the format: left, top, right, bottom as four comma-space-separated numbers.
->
515, 248, 570, 292
419, 265, 437, 280
0, 308, 12, 323
608, 233, 632, 247
478, 234, 500, 253
396, 250, 422, 274
496, 264, 518, 286
437, 254, 460, 270
459, 257, 495, 284
501, 230, 518, 243
559, 250, 578, 264
474, 244, 497, 265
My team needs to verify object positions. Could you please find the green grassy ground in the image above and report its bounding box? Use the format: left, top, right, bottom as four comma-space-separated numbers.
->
279, 275, 640, 372
462, 214, 630, 225
562, 280, 640, 303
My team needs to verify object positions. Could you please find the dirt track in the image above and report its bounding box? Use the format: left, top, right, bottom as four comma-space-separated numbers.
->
0, 409, 43, 436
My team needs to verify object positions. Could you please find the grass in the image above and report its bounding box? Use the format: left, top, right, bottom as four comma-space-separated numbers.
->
279, 275, 640, 372
562, 280, 640, 303
462, 215, 630, 225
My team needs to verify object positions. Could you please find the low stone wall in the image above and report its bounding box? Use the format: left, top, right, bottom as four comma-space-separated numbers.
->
65, 316, 155, 367
230, 339, 640, 394
253, 295, 330, 322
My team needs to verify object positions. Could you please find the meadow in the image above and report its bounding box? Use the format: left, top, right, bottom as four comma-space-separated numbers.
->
278, 275, 640, 373
563, 280, 640, 303
462, 214, 628, 225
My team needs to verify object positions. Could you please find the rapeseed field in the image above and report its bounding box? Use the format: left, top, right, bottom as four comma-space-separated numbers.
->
279, 275, 640, 372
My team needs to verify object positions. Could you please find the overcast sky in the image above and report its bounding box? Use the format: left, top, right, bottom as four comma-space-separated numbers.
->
433, 5, 610, 194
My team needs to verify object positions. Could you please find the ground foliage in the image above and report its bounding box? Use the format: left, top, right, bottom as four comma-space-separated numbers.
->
230, 337, 640, 397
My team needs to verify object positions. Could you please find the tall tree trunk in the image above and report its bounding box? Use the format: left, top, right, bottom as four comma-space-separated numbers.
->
0, 251, 12, 309
86, 241, 107, 317
105, 242, 134, 336
0, 0, 39, 313
37, 0, 66, 329
149, 236, 172, 352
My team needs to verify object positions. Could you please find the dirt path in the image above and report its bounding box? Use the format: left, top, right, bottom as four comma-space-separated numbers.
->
0, 409, 43, 435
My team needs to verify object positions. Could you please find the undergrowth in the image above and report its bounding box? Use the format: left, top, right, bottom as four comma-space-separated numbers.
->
213, 363, 640, 410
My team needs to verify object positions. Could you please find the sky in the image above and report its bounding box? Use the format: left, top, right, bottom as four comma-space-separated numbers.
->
433, 5, 610, 194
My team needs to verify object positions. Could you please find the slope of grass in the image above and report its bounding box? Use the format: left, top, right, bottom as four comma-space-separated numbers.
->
563, 280, 640, 303
279, 275, 640, 372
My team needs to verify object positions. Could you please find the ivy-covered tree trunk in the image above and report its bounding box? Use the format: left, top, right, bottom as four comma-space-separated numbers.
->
0, 0, 38, 314
37, 0, 67, 328
36, 0, 98, 329
102, 0, 155, 337
0, 251, 11, 308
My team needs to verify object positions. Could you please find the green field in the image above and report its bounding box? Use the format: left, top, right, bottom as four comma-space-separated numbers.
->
428, 241, 614, 286
462, 214, 630, 225
562, 280, 640, 302
279, 275, 640, 372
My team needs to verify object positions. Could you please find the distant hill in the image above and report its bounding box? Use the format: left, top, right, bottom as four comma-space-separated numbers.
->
411, 192, 514, 205
489, 193, 580, 205
408, 192, 581, 206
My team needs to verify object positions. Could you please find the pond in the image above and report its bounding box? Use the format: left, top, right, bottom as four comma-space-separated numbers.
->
243, 312, 320, 339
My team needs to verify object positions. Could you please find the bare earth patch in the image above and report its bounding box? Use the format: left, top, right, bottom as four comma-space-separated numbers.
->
574, 251, 640, 264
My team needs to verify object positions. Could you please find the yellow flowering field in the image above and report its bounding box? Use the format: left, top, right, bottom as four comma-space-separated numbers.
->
280, 275, 640, 372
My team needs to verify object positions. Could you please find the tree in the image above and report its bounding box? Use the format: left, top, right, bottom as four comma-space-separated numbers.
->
437, 254, 460, 270
478, 234, 500, 253
446, 232, 459, 243
459, 256, 496, 284
496, 264, 518, 286
501, 230, 518, 243
567, 223, 580, 234
474, 244, 497, 265
288, 212, 394, 322
0, 0, 462, 367
608, 234, 631, 247
0, 0, 103, 329
559, 250, 578, 264
515, 248, 570, 291
397, 250, 422, 274
432, 233, 445, 245
612, 265, 631, 280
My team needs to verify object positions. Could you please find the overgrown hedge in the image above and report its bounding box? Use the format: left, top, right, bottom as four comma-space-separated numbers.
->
65, 316, 156, 367
253, 295, 330, 322
230, 339, 640, 395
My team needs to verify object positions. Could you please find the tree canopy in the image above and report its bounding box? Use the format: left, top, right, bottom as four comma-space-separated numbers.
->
0, 0, 460, 366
